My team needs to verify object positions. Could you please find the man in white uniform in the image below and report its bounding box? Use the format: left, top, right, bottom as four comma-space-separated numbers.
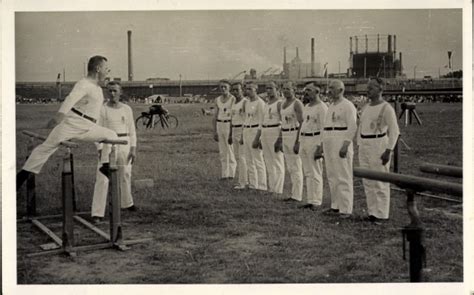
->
241, 81, 267, 191
17, 56, 119, 190
299, 84, 327, 210
358, 77, 400, 224
91, 82, 137, 223
316, 80, 357, 218
213, 80, 237, 179
253, 81, 285, 195
228, 82, 248, 189
279, 81, 304, 202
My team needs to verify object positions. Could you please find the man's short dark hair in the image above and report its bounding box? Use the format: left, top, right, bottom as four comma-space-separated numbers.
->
107, 81, 122, 88
266, 81, 279, 89
87, 55, 108, 73
369, 76, 385, 90
245, 81, 258, 89
231, 81, 243, 87
219, 79, 231, 86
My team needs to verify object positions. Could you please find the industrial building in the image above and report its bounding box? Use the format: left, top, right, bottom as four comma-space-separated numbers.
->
349, 34, 403, 79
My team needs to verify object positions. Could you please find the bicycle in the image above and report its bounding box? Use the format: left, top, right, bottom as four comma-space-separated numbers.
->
135, 105, 179, 129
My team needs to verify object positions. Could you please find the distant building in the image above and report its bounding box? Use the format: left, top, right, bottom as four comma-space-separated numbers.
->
284, 46, 322, 79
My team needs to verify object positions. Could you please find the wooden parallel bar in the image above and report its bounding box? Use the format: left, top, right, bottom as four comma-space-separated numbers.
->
22, 130, 78, 148
101, 139, 128, 145
354, 167, 462, 196
31, 219, 62, 246
420, 163, 462, 178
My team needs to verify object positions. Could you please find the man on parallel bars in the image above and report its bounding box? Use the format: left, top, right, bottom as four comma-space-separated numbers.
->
17, 56, 119, 190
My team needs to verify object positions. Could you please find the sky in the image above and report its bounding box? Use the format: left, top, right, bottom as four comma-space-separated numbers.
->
15, 9, 462, 82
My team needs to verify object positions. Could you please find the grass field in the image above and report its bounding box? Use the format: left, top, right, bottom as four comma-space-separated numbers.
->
15, 102, 462, 283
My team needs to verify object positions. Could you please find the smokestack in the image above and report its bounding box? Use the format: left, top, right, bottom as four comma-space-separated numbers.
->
387, 34, 392, 53
284, 47, 287, 64
127, 30, 133, 81
311, 38, 315, 77
393, 35, 397, 60
399, 52, 403, 74
355, 36, 358, 53
350, 37, 353, 54
296, 47, 299, 58
377, 34, 380, 52
365, 34, 368, 53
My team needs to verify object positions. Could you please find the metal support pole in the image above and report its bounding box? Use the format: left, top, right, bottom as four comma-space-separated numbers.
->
70, 152, 77, 212
402, 189, 425, 282
393, 102, 400, 173
26, 137, 37, 217
393, 137, 400, 173
61, 148, 76, 256
108, 145, 124, 247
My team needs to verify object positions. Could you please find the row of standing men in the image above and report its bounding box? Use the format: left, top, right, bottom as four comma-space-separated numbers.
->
213, 78, 400, 223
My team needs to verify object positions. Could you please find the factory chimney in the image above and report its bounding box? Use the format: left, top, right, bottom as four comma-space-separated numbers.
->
393, 35, 397, 54
387, 34, 392, 53
399, 52, 403, 74
127, 30, 133, 81
311, 38, 315, 77
296, 47, 299, 58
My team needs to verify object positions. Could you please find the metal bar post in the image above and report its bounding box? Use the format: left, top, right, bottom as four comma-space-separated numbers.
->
70, 151, 77, 212
402, 189, 424, 282
108, 145, 123, 245
61, 148, 76, 256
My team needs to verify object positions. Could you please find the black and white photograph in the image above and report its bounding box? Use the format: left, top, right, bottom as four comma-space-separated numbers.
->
2, 0, 471, 294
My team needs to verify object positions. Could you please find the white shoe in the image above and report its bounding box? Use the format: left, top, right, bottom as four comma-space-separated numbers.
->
234, 185, 247, 190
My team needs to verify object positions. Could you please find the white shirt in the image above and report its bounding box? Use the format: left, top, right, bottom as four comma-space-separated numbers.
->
322, 97, 357, 141
300, 102, 328, 134
58, 78, 105, 121
262, 99, 281, 126
230, 97, 247, 126
98, 103, 137, 147
243, 96, 265, 127
358, 101, 400, 149
280, 100, 299, 129
216, 95, 235, 121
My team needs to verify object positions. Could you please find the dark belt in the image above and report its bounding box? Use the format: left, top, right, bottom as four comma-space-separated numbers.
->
360, 133, 386, 139
117, 133, 129, 137
262, 124, 281, 128
300, 131, 321, 137
244, 124, 259, 128
71, 108, 97, 123
217, 119, 231, 123
324, 127, 348, 131
232, 124, 243, 128
282, 127, 298, 132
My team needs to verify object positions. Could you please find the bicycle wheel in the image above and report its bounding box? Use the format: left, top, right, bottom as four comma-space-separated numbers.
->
164, 114, 179, 128
135, 115, 151, 129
